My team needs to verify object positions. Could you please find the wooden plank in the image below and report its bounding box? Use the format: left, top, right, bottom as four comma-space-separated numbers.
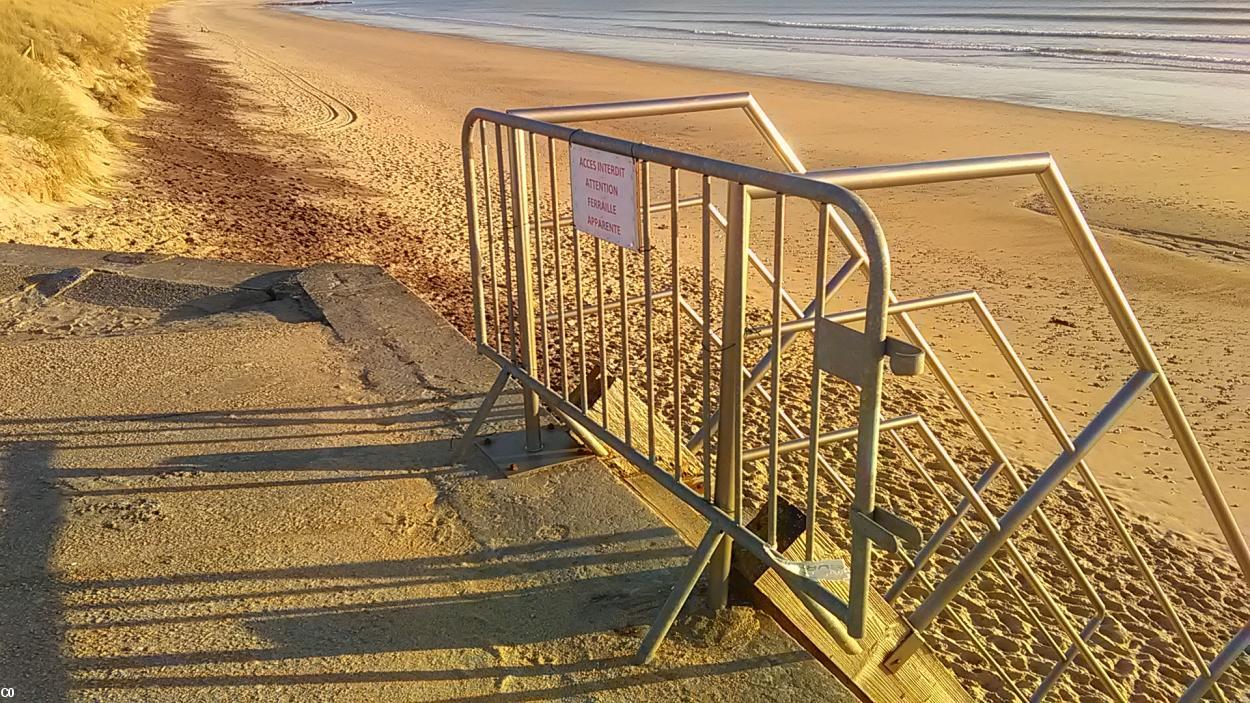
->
581, 377, 705, 493
623, 447, 972, 703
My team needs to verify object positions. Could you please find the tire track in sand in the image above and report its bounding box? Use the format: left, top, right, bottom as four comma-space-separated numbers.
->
1020, 193, 1250, 265
213, 30, 358, 133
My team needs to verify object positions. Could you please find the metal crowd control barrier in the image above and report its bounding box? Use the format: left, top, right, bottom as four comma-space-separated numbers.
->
455, 93, 1250, 701
455, 99, 898, 663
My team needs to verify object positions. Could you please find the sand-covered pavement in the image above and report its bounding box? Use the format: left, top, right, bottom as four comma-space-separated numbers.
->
1, 0, 1248, 699
0, 251, 848, 702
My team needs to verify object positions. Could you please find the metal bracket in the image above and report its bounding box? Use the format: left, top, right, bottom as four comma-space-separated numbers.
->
815, 317, 925, 387
851, 507, 923, 554
474, 425, 591, 475
882, 628, 927, 673
871, 506, 924, 549
885, 336, 926, 377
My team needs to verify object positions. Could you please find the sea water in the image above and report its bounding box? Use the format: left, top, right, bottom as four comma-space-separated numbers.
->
291, 0, 1250, 130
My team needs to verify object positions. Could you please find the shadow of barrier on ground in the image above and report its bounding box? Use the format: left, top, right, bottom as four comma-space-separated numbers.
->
72, 653, 810, 702
0, 385, 817, 701
61, 525, 809, 699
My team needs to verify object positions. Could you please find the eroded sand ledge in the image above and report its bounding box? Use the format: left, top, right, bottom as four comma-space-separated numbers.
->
0, 0, 1247, 699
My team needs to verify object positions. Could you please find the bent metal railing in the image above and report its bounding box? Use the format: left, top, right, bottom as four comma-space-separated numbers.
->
454, 94, 1250, 702
783, 155, 1250, 702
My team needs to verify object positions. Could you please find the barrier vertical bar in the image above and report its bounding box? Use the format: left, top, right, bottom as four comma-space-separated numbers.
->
495, 125, 517, 362
709, 182, 751, 610
700, 175, 713, 501
642, 162, 656, 460
805, 211, 829, 561
573, 223, 589, 413
470, 123, 492, 347
767, 195, 785, 546
595, 237, 609, 427
527, 133, 551, 385
547, 137, 569, 400
670, 167, 682, 481
845, 191, 893, 640
619, 236, 633, 447
509, 128, 543, 451
464, 122, 487, 346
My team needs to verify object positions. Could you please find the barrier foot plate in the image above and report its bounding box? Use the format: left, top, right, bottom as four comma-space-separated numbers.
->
475, 427, 591, 475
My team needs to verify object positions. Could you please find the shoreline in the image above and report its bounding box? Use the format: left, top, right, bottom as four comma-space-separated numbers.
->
279, 3, 1250, 134
274, 3, 1250, 137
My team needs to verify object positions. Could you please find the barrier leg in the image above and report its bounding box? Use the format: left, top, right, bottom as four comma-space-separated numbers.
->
454, 369, 511, 460
636, 526, 724, 664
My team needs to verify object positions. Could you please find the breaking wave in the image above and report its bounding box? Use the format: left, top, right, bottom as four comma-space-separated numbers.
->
760, 20, 1250, 45
678, 27, 1250, 72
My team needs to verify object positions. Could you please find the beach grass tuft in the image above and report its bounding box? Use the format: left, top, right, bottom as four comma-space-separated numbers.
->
0, 0, 159, 201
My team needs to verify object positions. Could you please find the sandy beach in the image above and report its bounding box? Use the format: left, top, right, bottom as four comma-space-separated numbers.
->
2, 0, 1248, 698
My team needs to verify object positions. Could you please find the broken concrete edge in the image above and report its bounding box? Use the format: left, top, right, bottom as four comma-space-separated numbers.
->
0, 250, 495, 389
0, 243, 298, 291
0, 244, 324, 321
296, 263, 500, 395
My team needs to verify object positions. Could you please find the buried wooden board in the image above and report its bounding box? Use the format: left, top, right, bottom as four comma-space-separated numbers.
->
580, 376, 706, 493
621, 440, 973, 703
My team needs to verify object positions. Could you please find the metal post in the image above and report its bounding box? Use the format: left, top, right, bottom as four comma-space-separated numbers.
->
700, 175, 713, 502
479, 123, 503, 350
846, 206, 891, 640
804, 213, 829, 561
508, 128, 543, 451
463, 126, 488, 346
708, 182, 751, 610
766, 196, 785, 546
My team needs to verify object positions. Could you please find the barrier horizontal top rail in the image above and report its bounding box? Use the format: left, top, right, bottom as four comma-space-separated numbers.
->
746, 152, 1056, 195
462, 107, 884, 263
507, 91, 754, 123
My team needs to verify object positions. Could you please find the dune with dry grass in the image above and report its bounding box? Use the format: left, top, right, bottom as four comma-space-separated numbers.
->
0, 0, 159, 203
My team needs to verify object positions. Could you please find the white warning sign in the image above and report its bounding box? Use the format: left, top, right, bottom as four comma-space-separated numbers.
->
570, 144, 640, 250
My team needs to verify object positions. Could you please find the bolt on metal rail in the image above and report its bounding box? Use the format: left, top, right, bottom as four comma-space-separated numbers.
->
455, 93, 1250, 701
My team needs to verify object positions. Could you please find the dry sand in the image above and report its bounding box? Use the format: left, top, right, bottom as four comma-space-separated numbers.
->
1, 0, 1248, 699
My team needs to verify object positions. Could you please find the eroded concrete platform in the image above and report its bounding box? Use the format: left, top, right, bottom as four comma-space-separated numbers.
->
0, 245, 850, 702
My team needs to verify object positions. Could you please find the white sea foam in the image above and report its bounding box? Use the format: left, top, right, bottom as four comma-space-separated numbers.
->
679, 27, 1250, 72
762, 20, 1250, 45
